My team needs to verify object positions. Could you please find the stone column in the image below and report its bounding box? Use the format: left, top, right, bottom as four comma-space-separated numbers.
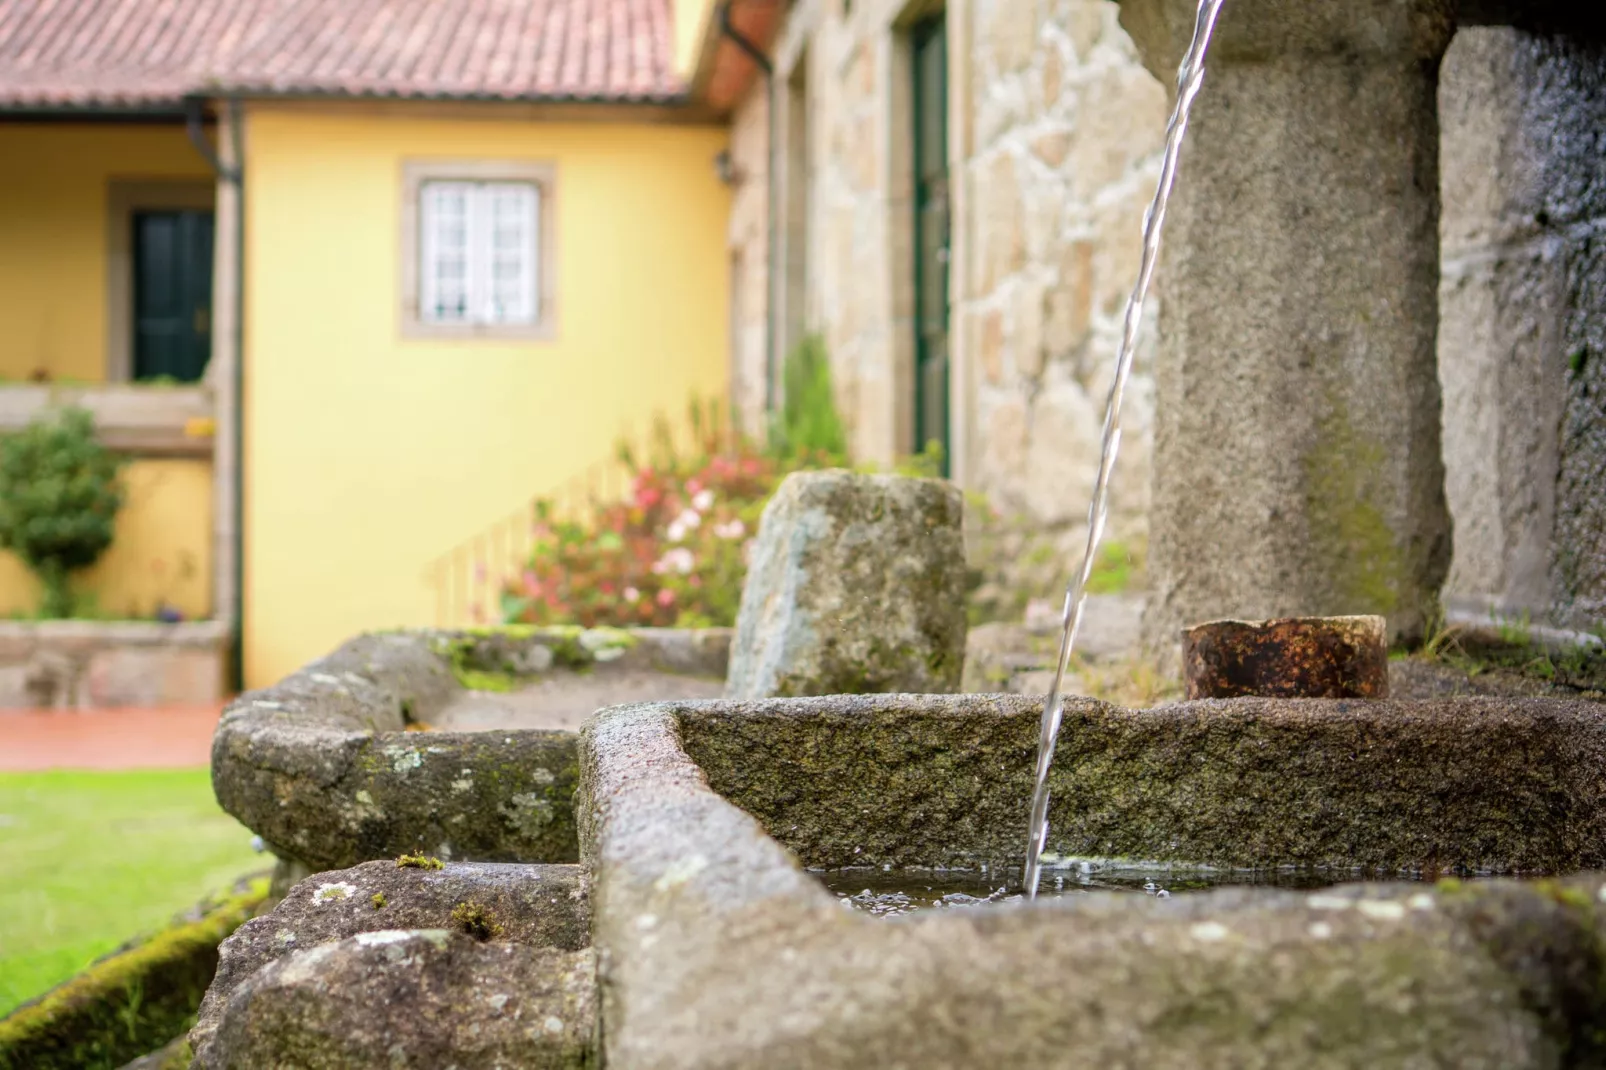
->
1119, 0, 1457, 662
1437, 20, 1606, 632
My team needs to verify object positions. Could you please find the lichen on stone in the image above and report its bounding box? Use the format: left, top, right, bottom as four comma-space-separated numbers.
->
311, 882, 358, 905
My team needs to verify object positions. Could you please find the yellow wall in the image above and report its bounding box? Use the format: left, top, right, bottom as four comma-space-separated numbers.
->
0, 124, 213, 382
0, 125, 215, 622
243, 107, 731, 688
0, 459, 213, 621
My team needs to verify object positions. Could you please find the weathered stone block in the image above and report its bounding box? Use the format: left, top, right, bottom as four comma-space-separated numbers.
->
668, 693, 1606, 873
200, 932, 593, 1070
212, 626, 729, 872
578, 696, 1606, 1069
725, 472, 967, 698
190, 860, 589, 1065
1126, 0, 1459, 659
85, 646, 223, 707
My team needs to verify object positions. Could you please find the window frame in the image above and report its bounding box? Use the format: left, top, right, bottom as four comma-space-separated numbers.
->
400, 159, 557, 341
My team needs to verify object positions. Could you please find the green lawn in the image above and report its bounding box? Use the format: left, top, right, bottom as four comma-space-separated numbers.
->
0, 770, 264, 1017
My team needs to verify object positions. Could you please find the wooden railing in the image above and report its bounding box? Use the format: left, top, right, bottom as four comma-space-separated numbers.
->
422, 401, 746, 628
422, 457, 630, 628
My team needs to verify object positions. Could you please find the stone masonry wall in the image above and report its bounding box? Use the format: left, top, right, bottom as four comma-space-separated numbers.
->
726, 0, 1166, 609
1438, 24, 1606, 630
728, 85, 771, 439
960, 0, 1163, 543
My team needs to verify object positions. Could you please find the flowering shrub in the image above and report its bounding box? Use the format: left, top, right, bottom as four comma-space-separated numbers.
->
500, 405, 836, 629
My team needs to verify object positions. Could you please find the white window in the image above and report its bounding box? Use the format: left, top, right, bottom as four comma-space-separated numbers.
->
419, 180, 539, 326
402, 160, 554, 339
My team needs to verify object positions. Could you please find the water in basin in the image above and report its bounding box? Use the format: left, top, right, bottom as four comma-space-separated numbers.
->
818, 866, 1405, 919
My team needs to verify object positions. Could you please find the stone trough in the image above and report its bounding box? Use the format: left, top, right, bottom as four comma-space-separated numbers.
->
580, 693, 1606, 1068
210, 626, 728, 876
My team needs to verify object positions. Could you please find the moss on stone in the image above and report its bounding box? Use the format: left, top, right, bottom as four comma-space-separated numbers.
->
1302, 396, 1403, 616
370, 893, 387, 910
449, 901, 503, 941
429, 625, 638, 690
451, 666, 523, 692
396, 854, 445, 870
0, 879, 268, 1070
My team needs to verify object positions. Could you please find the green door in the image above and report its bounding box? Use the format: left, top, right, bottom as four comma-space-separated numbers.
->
133, 210, 214, 383
912, 15, 950, 475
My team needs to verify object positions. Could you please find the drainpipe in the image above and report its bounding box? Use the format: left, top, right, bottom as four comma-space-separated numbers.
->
186, 95, 246, 694
717, 1, 779, 413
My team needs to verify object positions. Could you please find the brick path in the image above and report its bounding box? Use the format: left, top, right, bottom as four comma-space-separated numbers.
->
0, 706, 226, 771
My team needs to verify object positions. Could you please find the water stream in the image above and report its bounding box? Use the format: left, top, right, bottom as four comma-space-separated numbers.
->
1022, 0, 1229, 900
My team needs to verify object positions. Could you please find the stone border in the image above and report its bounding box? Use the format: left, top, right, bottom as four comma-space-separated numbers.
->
212, 627, 728, 873
0, 384, 214, 457
0, 619, 230, 709
578, 694, 1606, 1067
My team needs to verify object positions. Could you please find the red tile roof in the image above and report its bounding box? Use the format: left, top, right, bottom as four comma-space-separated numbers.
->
0, 0, 684, 108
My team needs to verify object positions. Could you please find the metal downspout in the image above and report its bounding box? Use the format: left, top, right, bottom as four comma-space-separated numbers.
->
185, 96, 246, 694
717, 1, 779, 412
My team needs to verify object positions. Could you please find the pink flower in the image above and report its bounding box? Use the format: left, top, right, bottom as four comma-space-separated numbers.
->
666, 510, 701, 543
624, 586, 641, 603
656, 588, 676, 607
522, 570, 543, 597
691, 489, 715, 512
713, 519, 746, 540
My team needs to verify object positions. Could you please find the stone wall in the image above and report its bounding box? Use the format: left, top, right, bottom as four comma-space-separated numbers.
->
1438, 24, 1606, 630
727, 85, 771, 438
0, 620, 230, 708
725, 0, 1166, 609
960, 0, 1162, 543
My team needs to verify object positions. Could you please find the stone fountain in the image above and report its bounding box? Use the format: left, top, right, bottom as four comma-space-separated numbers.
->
184, 0, 1606, 1062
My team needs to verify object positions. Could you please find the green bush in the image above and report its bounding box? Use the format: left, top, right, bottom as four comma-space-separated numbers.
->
0, 407, 125, 618
768, 334, 849, 464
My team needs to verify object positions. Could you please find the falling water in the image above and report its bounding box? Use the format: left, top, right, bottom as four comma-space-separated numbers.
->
1021, 0, 1228, 900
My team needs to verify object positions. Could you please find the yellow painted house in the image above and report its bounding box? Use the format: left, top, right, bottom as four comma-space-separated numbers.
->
0, 0, 754, 692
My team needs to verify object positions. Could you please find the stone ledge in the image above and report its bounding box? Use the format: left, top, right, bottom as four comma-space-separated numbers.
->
0, 619, 231, 709
212, 627, 729, 873
0, 384, 214, 457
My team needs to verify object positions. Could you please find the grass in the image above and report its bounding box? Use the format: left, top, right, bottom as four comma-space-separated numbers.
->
1401, 608, 1606, 694
0, 770, 262, 1017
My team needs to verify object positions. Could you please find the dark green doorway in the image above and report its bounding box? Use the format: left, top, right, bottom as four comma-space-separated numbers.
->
133, 210, 214, 383
912, 13, 950, 475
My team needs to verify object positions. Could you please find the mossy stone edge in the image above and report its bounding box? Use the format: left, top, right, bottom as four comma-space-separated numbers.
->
0, 879, 269, 1070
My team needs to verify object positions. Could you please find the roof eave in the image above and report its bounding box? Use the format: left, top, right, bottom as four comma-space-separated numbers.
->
0, 101, 192, 120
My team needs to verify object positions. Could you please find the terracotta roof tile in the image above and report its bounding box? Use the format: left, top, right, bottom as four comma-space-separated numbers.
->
0, 0, 684, 108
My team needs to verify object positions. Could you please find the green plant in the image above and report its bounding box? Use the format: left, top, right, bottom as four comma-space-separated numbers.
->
503, 400, 800, 630
768, 334, 849, 463
0, 407, 125, 618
